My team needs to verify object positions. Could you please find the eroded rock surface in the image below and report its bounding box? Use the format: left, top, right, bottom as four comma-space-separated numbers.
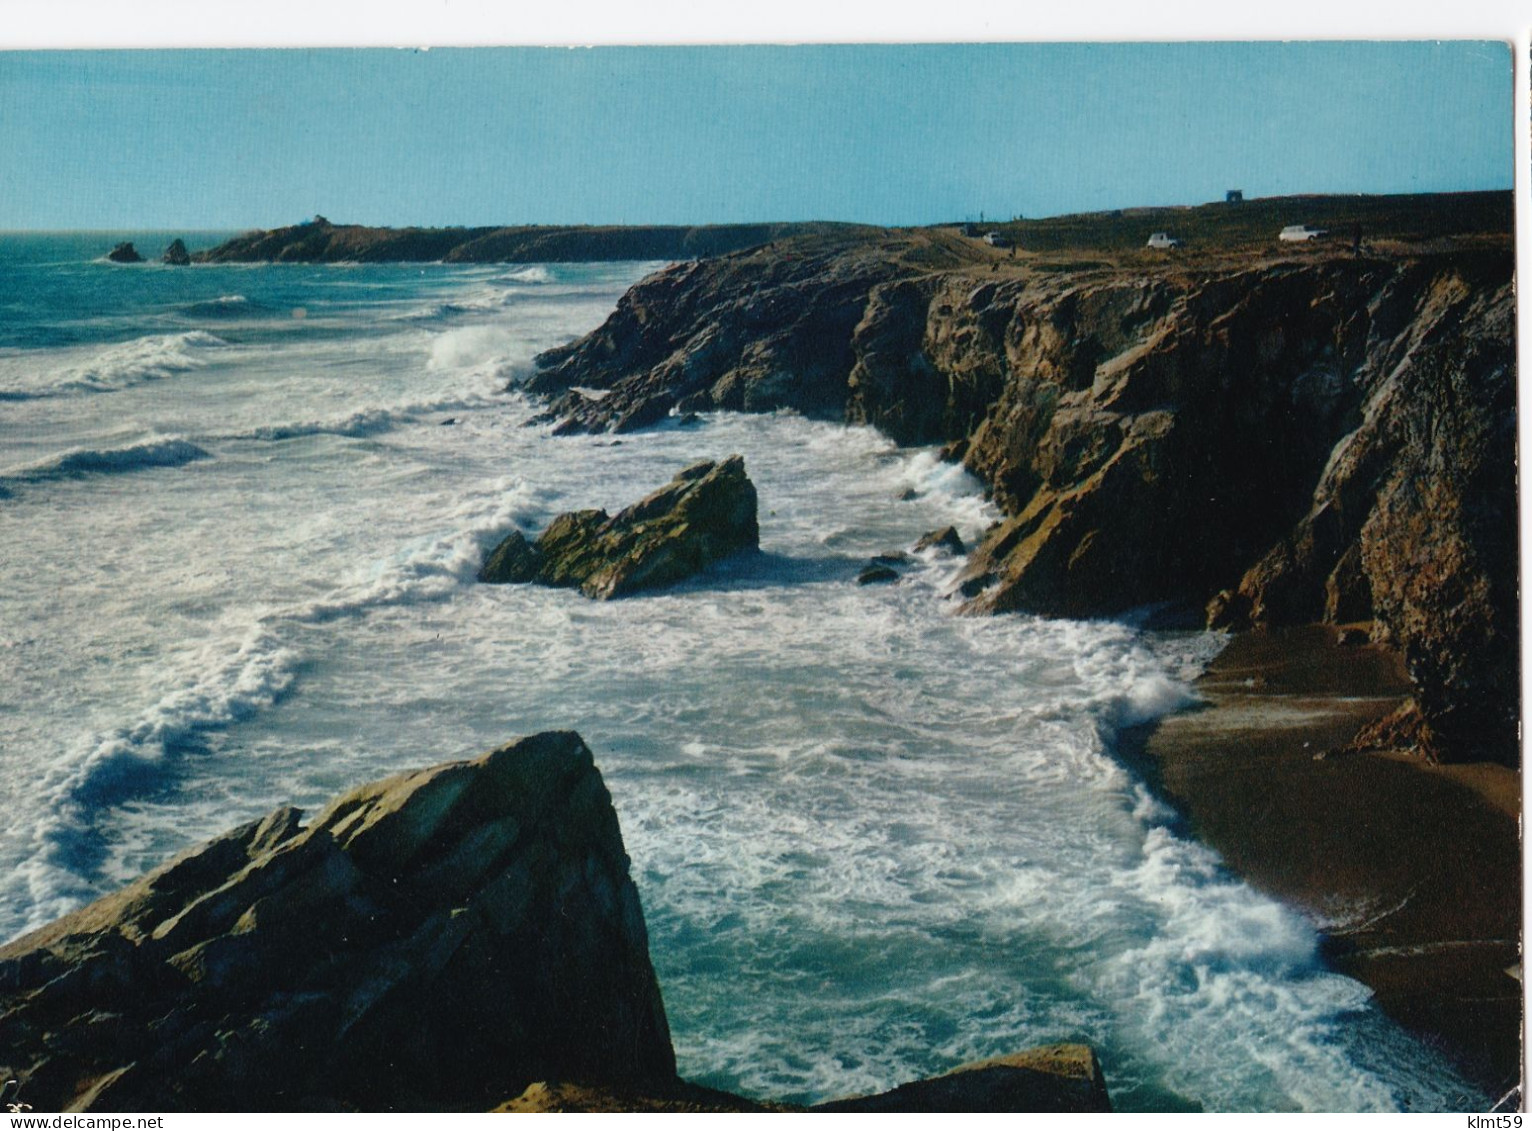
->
0, 732, 674, 1112
530, 222, 1515, 764
479, 456, 759, 598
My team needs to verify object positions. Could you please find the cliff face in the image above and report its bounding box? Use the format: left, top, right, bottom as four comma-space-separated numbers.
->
0, 733, 674, 1112
529, 232, 1516, 765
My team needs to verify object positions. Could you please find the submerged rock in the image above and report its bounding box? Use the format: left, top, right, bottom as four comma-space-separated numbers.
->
105, 242, 142, 263
0, 732, 674, 1112
478, 456, 759, 598
857, 564, 900, 585
162, 238, 191, 265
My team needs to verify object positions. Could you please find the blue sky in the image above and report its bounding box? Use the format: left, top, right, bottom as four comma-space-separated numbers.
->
0, 42, 1512, 229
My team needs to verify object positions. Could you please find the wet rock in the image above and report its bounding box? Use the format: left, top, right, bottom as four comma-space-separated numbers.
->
498, 1044, 1113, 1113
105, 242, 142, 263
162, 239, 191, 266
857, 565, 900, 585
478, 456, 759, 598
914, 526, 966, 555
0, 733, 675, 1112
477, 529, 545, 584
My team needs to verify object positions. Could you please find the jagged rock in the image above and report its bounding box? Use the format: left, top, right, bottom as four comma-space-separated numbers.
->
478, 457, 758, 598
162, 239, 191, 266
496, 1080, 786, 1113
477, 528, 546, 584
914, 526, 966, 555
105, 242, 142, 263
0, 733, 675, 1112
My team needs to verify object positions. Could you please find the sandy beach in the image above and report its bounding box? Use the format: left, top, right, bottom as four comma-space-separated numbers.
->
1130, 626, 1521, 1098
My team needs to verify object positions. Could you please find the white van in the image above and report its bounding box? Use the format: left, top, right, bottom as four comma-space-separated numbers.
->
1279, 224, 1327, 242
1146, 232, 1182, 249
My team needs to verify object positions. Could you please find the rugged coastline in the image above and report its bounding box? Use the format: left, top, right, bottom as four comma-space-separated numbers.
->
0, 734, 1111, 1113
40, 192, 1519, 1107
518, 192, 1519, 1091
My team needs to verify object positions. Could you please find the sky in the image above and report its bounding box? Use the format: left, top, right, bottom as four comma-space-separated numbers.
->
0, 41, 1513, 230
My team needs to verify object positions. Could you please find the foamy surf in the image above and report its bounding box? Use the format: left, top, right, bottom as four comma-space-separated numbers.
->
0, 435, 211, 487
0, 239, 1487, 1112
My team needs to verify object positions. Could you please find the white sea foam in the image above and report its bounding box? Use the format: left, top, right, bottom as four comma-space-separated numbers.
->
0, 252, 1486, 1113
0, 434, 210, 486
0, 331, 226, 399
58, 330, 225, 392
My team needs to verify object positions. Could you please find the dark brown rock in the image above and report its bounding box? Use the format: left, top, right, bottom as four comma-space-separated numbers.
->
0, 733, 675, 1112
162, 239, 191, 266
476, 528, 545, 584
914, 526, 966, 555
495, 1045, 1112, 1113
104, 242, 142, 263
857, 564, 900, 585
478, 457, 759, 599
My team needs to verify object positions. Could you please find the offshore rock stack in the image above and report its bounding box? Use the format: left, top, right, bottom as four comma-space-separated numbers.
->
478, 456, 759, 599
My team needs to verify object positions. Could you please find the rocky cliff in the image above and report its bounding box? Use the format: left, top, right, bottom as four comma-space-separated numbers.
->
192, 217, 880, 264
527, 217, 1517, 766
0, 734, 1111, 1113
0, 733, 674, 1112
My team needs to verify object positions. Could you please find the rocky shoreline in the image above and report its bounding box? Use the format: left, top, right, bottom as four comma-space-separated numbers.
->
527, 203, 1517, 770
516, 195, 1518, 1095
43, 193, 1518, 1109
1129, 628, 1521, 1097
0, 735, 1111, 1113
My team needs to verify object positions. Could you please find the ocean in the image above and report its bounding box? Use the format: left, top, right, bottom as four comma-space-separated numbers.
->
0, 232, 1485, 1111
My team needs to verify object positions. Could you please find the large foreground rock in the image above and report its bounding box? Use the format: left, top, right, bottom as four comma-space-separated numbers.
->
0, 733, 674, 1112
0, 733, 1116, 1113
479, 455, 759, 598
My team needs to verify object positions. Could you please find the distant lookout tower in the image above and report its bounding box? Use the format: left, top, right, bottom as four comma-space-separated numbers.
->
1225, 189, 1244, 204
